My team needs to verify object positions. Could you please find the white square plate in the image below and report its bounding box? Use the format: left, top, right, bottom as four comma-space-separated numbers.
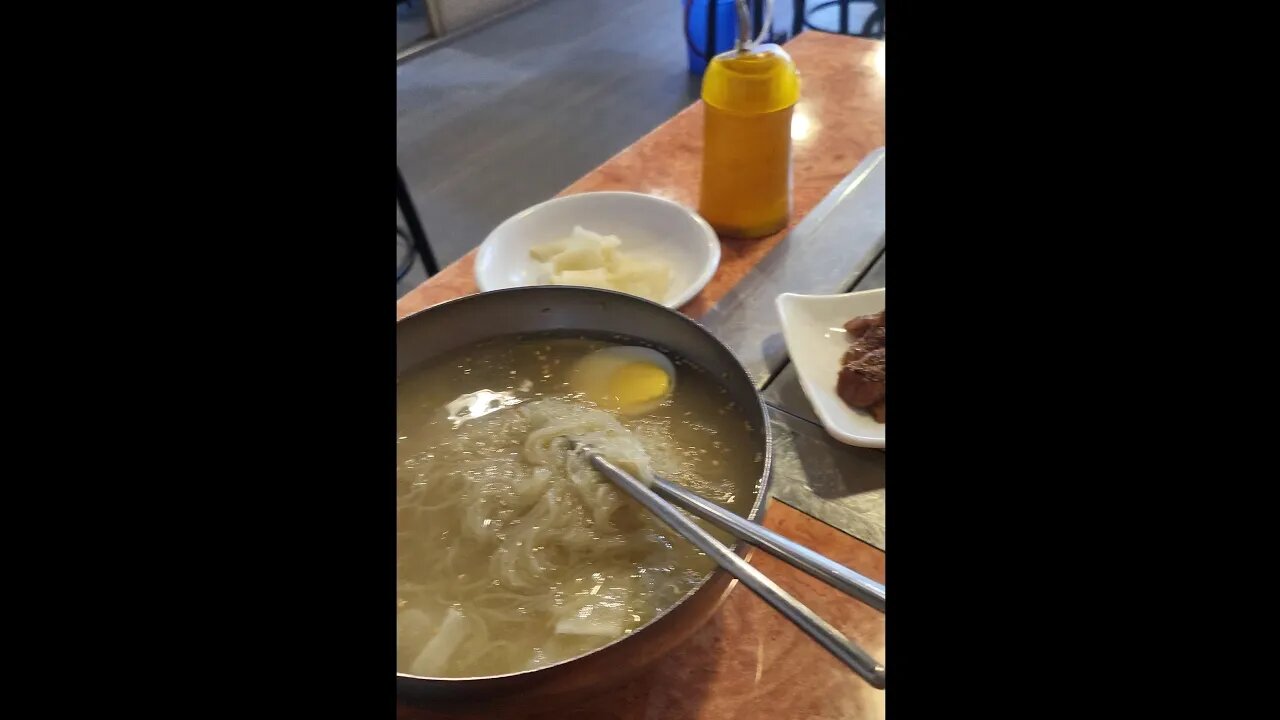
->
775, 288, 885, 448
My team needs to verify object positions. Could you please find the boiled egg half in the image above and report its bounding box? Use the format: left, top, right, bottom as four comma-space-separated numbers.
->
569, 346, 676, 416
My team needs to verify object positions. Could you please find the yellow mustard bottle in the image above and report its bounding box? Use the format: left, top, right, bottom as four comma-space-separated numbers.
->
698, 40, 801, 239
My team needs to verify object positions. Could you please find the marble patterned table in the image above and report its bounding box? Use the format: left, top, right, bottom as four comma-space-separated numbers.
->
397, 31, 887, 720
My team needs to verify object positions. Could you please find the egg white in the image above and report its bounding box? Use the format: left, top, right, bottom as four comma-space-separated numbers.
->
569, 346, 676, 416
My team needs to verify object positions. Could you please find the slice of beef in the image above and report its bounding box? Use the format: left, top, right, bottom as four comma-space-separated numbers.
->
870, 400, 885, 423
843, 310, 884, 336
838, 349, 885, 407
836, 310, 885, 424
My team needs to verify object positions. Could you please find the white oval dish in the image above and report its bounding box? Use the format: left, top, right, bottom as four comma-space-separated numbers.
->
775, 288, 886, 448
474, 192, 721, 310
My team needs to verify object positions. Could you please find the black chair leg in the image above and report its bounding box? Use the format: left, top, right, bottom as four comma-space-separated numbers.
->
796, 0, 884, 39
862, 3, 884, 37
395, 166, 439, 277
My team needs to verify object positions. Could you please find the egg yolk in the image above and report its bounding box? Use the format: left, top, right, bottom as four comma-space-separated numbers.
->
604, 362, 671, 411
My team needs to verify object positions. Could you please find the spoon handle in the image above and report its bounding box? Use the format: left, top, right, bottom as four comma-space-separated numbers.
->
585, 451, 886, 689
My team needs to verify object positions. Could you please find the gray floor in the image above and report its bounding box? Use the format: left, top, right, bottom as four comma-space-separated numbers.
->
396, 0, 819, 297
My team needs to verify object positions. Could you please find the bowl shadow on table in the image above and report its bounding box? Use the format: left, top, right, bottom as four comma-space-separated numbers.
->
772, 410, 885, 498
765, 397, 886, 550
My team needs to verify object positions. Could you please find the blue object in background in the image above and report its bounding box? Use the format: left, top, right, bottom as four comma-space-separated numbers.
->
683, 0, 740, 75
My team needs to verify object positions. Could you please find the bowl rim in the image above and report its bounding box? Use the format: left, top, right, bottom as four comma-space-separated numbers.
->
396, 286, 773, 683
473, 191, 722, 310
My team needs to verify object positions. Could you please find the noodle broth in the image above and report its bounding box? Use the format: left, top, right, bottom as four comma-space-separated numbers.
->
397, 335, 763, 677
